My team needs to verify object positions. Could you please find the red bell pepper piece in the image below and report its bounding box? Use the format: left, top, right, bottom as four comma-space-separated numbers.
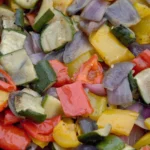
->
0, 125, 31, 150
73, 54, 103, 84
49, 60, 71, 87
132, 49, 150, 74
4, 109, 20, 125
56, 81, 93, 117
0, 112, 4, 125
26, 12, 36, 26
0, 100, 7, 113
0, 0, 4, 5
0, 68, 16, 92
141, 145, 150, 150
21, 116, 61, 142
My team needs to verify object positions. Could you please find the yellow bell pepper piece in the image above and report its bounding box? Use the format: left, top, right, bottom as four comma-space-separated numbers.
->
134, 132, 150, 149
134, 3, 150, 18
66, 51, 92, 77
144, 118, 150, 130
131, 0, 149, 5
53, 0, 73, 15
7, 0, 21, 12
89, 25, 134, 66
31, 137, 48, 148
97, 109, 139, 136
132, 16, 150, 44
87, 92, 107, 121
53, 120, 80, 148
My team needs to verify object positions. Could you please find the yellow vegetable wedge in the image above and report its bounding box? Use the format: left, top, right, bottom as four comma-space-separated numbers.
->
89, 25, 134, 66
97, 109, 139, 136
134, 132, 150, 149
87, 92, 107, 121
144, 118, 150, 130
53, 0, 73, 15
31, 137, 48, 148
134, 3, 150, 18
53, 119, 80, 148
132, 15, 150, 44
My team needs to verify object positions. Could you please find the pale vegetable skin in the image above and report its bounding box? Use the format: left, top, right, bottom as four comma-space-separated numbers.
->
132, 15, 150, 44
87, 92, 107, 121
134, 3, 150, 18
89, 25, 135, 66
134, 132, 150, 149
97, 109, 139, 136
53, 119, 80, 148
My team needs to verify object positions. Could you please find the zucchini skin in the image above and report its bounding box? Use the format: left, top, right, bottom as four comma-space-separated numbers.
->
111, 25, 136, 46
78, 132, 104, 144
33, 9, 54, 32
15, 8, 24, 28
33, 60, 56, 93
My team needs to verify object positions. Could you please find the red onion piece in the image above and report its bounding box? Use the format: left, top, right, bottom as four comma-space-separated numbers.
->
30, 53, 45, 65
120, 125, 146, 146
127, 103, 144, 113
45, 87, 58, 99
84, 84, 106, 96
142, 107, 150, 119
107, 78, 133, 107
81, 0, 108, 22
135, 115, 148, 130
103, 62, 135, 91
105, 0, 140, 27
79, 18, 107, 35
63, 31, 93, 63
30, 32, 42, 53
67, 0, 92, 16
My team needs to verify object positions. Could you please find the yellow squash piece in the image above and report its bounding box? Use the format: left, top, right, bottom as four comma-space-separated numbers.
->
66, 51, 92, 77
0, 90, 9, 108
89, 25, 134, 66
31, 137, 48, 148
134, 132, 150, 149
87, 92, 107, 121
97, 109, 139, 136
134, 3, 150, 18
53, 119, 80, 148
132, 15, 150, 44
144, 118, 150, 130
53, 0, 73, 15
7, 0, 21, 12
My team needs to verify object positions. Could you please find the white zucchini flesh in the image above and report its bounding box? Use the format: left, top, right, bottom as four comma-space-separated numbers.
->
0, 30, 26, 55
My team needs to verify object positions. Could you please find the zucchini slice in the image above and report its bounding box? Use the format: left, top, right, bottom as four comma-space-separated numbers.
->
78, 124, 111, 144
0, 49, 38, 85
135, 68, 150, 104
0, 29, 26, 55
22, 88, 40, 97
41, 10, 74, 53
0, 5, 14, 17
111, 25, 136, 47
15, 0, 39, 9
33, 60, 56, 93
33, 0, 54, 32
42, 95, 63, 119
14, 92, 46, 123
96, 135, 125, 150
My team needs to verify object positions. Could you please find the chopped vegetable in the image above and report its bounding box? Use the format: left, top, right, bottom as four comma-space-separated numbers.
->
96, 134, 125, 150
56, 81, 93, 117
89, 25, 135, 66
33, 60, 56, 93
4, 109, 20, 125
78, 124, 111, 144
105, 0, 140, 27
111, 25, 136, 47
73, 54, 103, 84
49, 60, 71, 87
0, 124, 31, 150
31, 137, 48, 149
53, 119, 80, 148
87, 92, 107, 121
21, 116, 61, 142
97, 109, 139, 136
15, 8, 24, 28
144, 118, 150, 129
134, 132, 150, 149
0, 90, 9, 112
